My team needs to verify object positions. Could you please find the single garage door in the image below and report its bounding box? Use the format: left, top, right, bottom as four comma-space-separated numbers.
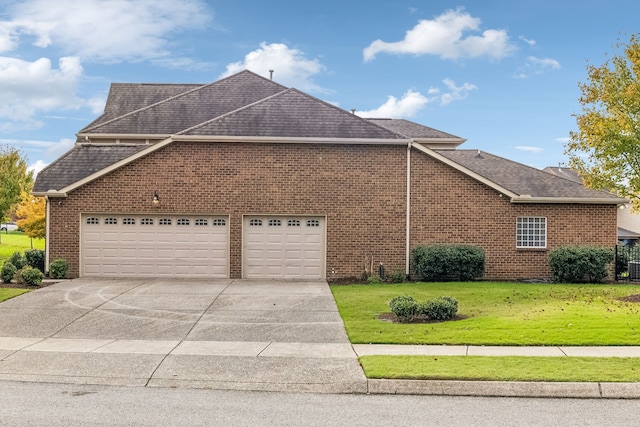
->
243, 216, 326, 279
81, 214, 229, 277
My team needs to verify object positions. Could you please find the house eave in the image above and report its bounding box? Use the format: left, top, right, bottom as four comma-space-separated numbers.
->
510, 196, 628, 204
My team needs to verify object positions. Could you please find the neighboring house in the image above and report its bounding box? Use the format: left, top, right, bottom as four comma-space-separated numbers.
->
543, 166, 640, 245
33, 70, 624, 281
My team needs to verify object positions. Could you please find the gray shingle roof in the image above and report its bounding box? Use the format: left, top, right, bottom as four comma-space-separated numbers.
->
542, 166, 584, 184
33, 145, 147, 193
435, 149, 621, 200
367, 118, 463, 140
182, 89, 404, 139
81, 71, 287, 135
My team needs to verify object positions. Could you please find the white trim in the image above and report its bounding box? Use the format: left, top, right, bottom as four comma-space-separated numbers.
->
510, 196, 626, 204
405, 142, 411, 276
44, 196, 50, 274
516, 216, 547, 249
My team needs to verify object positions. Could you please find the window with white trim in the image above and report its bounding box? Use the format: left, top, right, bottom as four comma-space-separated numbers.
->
159, 218, 172, 226
287, 219, 300, 227
141, 218, 154, 225
516, 217, 547, 248
249, 219, 262, 226
269, 219, 282, 226
307, 219, 320, 227
122, 218, 136, 225
213, 219, 226, 226
86, 217, 99, 225
177, 219, 190, 226
104, 218, 117, 225
195, 219, 208, 226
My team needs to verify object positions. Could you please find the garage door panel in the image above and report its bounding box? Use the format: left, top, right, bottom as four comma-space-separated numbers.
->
243, 216, 325, 279
81, 215, 228, 278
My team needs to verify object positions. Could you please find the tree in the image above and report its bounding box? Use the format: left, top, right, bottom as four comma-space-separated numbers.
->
0, 146, 33, 222
566, 33, 640, 207
15, 191, 45, 240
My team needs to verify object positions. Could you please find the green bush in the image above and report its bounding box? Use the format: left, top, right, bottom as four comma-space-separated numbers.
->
49, 259, 68, 279
549, 246, 614, 283
14, 266, 44, 286
25, 249, 45, 273
420, 296, 459, 321
389, 295, 419, 323
390, 269, 406, 283
8, 252, 27, 270
367, 275, 383, 284
1, 262, 17, 283
412, 244, 485, 281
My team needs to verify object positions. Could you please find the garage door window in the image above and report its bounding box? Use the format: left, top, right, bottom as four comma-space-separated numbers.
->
105, 218, 117, 225
288, 219, 300, 227
86, 217, 99, 225
141, 218, 154, 225
195, 219, 208, 226
177, 219, 190, 226
213, 219, 226, 226
123, 218, 136, 225
250, 219, 262, 226
159, 218, 172, 225
307, 219, 319, 227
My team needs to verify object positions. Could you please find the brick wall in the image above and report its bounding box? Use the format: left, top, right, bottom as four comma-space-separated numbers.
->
410, 152, 618, 280
47, 141, 618, 281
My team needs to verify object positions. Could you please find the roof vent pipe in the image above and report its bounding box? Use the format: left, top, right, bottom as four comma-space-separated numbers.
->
351, 108, 356, 114
269, 69, 274, 80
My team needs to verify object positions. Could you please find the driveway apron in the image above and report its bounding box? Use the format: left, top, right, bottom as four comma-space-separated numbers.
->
0, 278, 367, 393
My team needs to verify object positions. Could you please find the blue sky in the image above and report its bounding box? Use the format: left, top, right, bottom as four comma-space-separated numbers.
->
0, 0, 636, 174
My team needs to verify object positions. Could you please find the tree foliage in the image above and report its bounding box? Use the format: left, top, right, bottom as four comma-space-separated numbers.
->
566, 34, 640, 206
0, 146, 33, 222
15, 191, 46, 239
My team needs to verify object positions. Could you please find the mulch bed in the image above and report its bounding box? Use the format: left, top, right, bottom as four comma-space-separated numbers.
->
378, 312, 467, 324
1, 280, 58, 290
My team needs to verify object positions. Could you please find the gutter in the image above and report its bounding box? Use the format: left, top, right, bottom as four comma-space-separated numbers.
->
406, 142, 412, 277
510, 196, 627, 205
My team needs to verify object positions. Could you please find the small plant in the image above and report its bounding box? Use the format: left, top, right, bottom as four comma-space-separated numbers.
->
390, 269, 406, 283
24, 249, 45, 273
1, 262, 17, 283
389, 295, 419, 323
420, 296, 459, 321
8, 251, 27, 270
14, 266, 44, 286
367, 275, 383, 284
49, 259, 68, 279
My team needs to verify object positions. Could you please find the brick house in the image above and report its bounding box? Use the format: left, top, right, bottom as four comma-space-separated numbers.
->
33, 70, 624, 281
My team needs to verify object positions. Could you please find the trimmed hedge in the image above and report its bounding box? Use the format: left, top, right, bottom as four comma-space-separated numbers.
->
1, 262, 17, 283
49, 259, 68, 279
389, 295, 459, 323
548, 246, 614, 283
412, 244, 485, 281
24, 249, 45, 273
14, 266, 44, 287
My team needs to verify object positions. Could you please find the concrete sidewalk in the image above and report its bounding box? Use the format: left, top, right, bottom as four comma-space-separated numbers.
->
0, 278, 638, 398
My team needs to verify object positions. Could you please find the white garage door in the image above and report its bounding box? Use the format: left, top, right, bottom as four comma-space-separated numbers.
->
81, 214, 229, 278
243, 216, 326, 279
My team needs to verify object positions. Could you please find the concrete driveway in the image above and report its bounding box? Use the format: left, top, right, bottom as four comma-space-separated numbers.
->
0, 278, 367, 393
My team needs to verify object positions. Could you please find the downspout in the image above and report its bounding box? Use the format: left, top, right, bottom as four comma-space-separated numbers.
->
44, 196, 50, 275
406, 141, 412, 277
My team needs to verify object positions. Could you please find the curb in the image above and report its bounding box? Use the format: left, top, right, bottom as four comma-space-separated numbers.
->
367, 379, 640, 399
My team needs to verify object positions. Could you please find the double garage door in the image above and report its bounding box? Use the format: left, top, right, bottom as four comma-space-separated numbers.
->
81, 214, 325, 279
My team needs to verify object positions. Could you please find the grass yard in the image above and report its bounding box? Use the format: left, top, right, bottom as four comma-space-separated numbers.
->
360, 355, 640, 382
0, 232, 45, 265
0, 288, 30, 302
331, 282, 640, 345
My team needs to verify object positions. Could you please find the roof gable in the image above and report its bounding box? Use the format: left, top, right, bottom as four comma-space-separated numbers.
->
181, 88, 404, 140
81, 70, 287, 135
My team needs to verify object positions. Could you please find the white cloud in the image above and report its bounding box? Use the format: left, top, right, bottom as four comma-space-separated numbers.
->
514, 56, 561, 78
28, 159, 48, 176
1, 137, 75, 159
519, 36, 536, 46
354, 79, 476, 118
0, 0, 211, 63
221, 42, 326, 93
0, 56, 93, 127
516, 145, 544, 153
363, 7, 515, 61
354, 90, 430, 118
556, 137, 570, 143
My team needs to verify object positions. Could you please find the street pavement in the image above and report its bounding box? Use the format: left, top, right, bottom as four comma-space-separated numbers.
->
0, 278, 638, 398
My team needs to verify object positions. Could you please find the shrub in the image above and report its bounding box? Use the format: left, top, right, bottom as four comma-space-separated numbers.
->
412, 244, 485, 281
389, 295, 419, 323
1, 262, 17, 283
25, 249, 45, 273
8, 252, 27, 270
49, 259, 68, 279
367, 275, 383, 284
549, 246, 614, 283
420, 296, 459, 321
390, 269, 406, 284
14, 266, 44, 286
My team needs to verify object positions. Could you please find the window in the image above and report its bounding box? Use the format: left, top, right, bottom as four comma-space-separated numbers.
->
307, 219, 320, 227
177, 219, 190, 226
195, 219, 208, 226
122, 218, 136, 225
516, 217, 547, 248
141, 218, 154, 225
213, 219, 226, 226
104, 218, 117, 225
86, 217, 99, 225
249, 219, 262, 226
159, 218, 172, 226
287, 219, 300, 227
269, 219, 282, 226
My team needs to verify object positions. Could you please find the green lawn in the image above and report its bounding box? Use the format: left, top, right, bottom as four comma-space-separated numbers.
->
331, 282, 640, 345
0, 288, 30, 302
360, 355, 640, 382
0, 232, 45, 264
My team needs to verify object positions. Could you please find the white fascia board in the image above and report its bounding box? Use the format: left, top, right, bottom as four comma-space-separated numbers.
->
411, 142, 520, 199
511, 196, 628, 204
171, 134, 412, 145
